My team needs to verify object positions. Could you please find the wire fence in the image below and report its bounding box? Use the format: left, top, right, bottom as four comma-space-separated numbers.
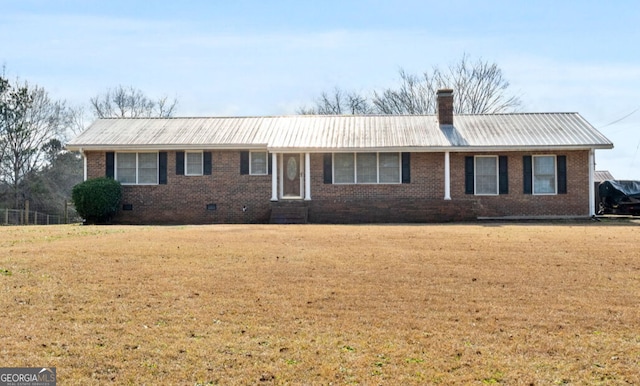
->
1, 207, 78, 225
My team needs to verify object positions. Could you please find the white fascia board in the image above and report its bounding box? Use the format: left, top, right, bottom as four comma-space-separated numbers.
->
445, 145, 613, 152
65, 144, 268, 151
67, 143, 612, 153
267, 144, 613, 153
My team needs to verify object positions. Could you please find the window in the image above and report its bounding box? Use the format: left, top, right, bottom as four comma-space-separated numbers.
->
475, 156, 498, 195
250, 151, 268, 175
178, 151, 211, 176
116, 152, 158, 184
138, 153, 158, 184
357, 153, 377, 183
116, 153, 136, 184
533, 155, 556, 194
334, 153, 355, 183
379, 153, 400, 183
466, 155, 507, 195
185, 152, 203, 176
333, 153, 401, 184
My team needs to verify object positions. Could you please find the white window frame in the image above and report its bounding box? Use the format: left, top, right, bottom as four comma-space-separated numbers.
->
115, 152, 137, 184
250, 151, 268, 175
533, 155, 557, 195
474, 156, 499, 196
115, 152, 158, 185
356, 153, 378, 184
185, 151, 203, 176
378, 152, 401, 184
332, 152, 401, 184
333, 153, 355, 184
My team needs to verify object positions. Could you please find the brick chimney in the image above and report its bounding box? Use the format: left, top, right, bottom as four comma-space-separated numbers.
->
437, 89, 454, 125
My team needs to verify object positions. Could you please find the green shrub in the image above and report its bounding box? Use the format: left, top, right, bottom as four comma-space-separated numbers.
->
71, 177, 122, 224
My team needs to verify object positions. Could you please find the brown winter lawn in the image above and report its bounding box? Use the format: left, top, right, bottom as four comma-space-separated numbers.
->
1, 222, 639, 385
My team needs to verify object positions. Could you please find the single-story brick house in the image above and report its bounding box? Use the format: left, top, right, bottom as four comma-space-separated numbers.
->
66, 90, 613, 224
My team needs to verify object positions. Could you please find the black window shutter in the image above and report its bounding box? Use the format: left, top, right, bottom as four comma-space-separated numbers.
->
465, 156, 474, 194
323, 153, 332, 184
176, 151, 185, 175
203, 152, 212, 175
268, 153, 273, 175
523, 156, 532, 194
498, 155, 508, 194
159, 152, 167, 184
401, 152, 411, 184
557, 155, 567, 194
106, 152, 115, 178
240, 151, 249, 175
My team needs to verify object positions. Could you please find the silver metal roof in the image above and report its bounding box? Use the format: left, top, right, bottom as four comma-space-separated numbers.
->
594, 170, 615, 182
67, 113, 613, 152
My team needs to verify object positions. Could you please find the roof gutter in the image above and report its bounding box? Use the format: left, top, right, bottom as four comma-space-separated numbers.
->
65, 143, 268, 152
267, 144, 614, 153
66, 144, 614, 153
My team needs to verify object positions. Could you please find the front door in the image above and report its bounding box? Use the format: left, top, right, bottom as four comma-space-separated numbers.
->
283, 153, 301, 198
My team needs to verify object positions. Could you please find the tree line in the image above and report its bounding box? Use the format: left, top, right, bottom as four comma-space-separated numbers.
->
0, 55, 519, 217
298, 55, 520, 115
0, 67, 178, 216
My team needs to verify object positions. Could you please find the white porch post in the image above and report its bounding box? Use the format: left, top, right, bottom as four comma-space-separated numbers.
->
444, 151, 451, 200
304, 152, 311, 200
589, 149, 595, 216
279, 154, 284, 197
271, 152, 278, 201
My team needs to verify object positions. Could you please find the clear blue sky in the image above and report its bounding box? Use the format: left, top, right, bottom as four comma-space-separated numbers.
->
2, 0, 640, 178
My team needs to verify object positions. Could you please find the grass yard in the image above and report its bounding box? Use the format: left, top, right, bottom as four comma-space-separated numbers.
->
0, 222, 639, 385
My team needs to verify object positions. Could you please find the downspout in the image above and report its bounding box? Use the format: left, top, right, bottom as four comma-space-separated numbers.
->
444, 151, 451, 200
589, 149, 595, 216
271, 153, 278, 201
80, 148, 87, 181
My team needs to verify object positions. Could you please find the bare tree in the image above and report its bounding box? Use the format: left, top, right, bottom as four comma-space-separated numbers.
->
0, 76, 70, 208
90, 85, 178, 118
300, 55, 521, 116
0, 73, 13, 176
374, 55, 521, 114
67, 105, 88, 136
373, 70, 435, 115
298, 87, 374, 115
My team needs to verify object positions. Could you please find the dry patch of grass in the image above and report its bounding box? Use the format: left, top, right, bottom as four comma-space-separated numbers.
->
1, 222, 639, 384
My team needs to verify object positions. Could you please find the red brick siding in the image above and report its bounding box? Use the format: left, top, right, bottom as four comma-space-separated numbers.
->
83, 149, 591, 224
306, 153, 475, 222
86, 151, 107, 179
85, 151, 272, 224
450, 151, 590, 217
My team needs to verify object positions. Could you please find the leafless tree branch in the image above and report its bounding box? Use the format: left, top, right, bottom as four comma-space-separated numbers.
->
300, 55, 521, 116
90, 85, 178, 118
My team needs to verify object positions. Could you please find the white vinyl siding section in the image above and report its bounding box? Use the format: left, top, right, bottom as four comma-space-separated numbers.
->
475, 156, 498, 195
116, 152, 158, 185
185, 152, 203, 176
333, 153, 401, 184
533, 155, 557, 194
250, 151, 268, 175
